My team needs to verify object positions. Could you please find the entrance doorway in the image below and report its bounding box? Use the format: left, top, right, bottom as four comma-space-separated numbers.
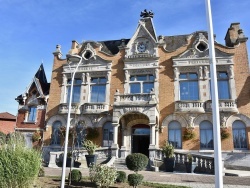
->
132, 125, 150, 157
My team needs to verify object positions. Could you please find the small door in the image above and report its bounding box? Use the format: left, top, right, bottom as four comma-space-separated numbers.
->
132, 126, 150, 157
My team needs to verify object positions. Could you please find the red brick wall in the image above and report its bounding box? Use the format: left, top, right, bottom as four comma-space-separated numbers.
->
0, 119, 15, 134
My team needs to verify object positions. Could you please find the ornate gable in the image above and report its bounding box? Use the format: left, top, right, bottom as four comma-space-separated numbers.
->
124, 11, 158, 60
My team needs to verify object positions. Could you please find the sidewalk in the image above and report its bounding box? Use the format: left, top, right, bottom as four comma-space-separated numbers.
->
44, 167, 250, 188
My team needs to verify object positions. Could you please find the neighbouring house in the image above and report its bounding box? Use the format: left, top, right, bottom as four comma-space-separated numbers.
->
43, 10, 249, 168
15, 64, 50, 148
0, 112, 16, 134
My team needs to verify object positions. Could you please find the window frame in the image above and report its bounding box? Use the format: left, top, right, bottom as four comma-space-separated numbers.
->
179, 73, 199, 101
129, 74, 154, 94
90, 77, 107, 102
168, 121, 182, 149
66, 78, 81, 103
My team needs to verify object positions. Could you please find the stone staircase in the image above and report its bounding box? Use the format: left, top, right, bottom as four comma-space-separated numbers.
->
113, 158, 128, 169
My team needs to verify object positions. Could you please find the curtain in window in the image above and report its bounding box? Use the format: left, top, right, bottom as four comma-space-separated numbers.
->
200, 121, 214, 149
233, 120, 247, 149
180, 81, 199, 100
91, 85, 106, 102
28, 107, 37, 122
168, 121, 182, 149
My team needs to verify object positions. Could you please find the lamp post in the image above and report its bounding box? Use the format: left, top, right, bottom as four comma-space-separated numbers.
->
205, 0, 223, 187
60, 54, 82, 188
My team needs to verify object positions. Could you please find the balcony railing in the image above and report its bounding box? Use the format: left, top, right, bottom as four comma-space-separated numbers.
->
114, 93, 157, 105
58, 103, 81, 114
206, 100, 238, 113
175, 101, 205, 113
81, 103, 109, 113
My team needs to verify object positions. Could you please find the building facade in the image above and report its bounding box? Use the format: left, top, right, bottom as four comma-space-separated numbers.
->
16, 64, 50, 148
44, 10, 250, 160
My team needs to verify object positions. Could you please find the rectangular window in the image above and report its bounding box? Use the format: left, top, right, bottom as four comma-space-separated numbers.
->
90, 77, 106, 102
179, 73, 199, 100
129, 74, 154, 94
28, 107, 37, 122
67, 78, 81, 103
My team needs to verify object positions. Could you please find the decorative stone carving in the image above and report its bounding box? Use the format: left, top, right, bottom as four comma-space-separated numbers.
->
140, 9, 154, 18
81, 73, 85, 84
174, 67, 179, 81
81, 43, 96, 60
198, 66, 203, 79
220, 113, 228, 128
228, 65, 234, 79
204, 66, 209, 79
187, 114, 195, 128
125, 70, 129, 83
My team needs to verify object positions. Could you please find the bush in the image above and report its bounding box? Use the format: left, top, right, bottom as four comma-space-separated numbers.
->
161, 142, 174, 158
0, 132, 41, 188
126, 153, 149, 173
38, 166, 45, 177
183, 128, 195, 140
116, 171, 126, 183
69, 169, 82, 183
128, 173, 144, 187
89, 164, 117, 187
0, 131, 6, 144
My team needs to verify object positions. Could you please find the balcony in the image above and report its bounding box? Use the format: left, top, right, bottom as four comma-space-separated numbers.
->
58, 103, 81, 114
205, 100, 238, 113
81, 103, 109, 114
114, 93, 158, 106
175, 101, 205, 113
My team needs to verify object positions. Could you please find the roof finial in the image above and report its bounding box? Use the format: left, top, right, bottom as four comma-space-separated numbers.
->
140, 9, 154, 18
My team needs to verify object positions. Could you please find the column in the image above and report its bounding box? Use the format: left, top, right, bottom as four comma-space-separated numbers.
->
120, 126, 127, 158
149, 124, 156, 149
111, 123, 119, 157
155, 127, 159, 148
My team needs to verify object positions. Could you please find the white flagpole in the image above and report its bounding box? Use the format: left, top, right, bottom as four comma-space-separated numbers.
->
205, 0, 223, 187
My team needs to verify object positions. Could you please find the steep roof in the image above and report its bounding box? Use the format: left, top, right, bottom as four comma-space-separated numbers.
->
0, 112, 16, 120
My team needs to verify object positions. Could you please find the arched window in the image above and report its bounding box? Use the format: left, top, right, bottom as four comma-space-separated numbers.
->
103, 122, 113, 147
75, 121, 86, 147
233, 120, 247, 149
168, 121, 182, 149
51, 121, 62, 145
200, 121, 213, 149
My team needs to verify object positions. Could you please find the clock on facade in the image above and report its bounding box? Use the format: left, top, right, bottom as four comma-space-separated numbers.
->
137, 43, 146, 53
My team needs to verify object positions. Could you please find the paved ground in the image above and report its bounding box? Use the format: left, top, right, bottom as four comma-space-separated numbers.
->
44, 167, 250, 188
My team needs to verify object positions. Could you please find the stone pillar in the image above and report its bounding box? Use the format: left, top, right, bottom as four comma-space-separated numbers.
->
149, 124, 156, 149
120, 127, 127, 158
155, 127, 159, 148
111, 123, 119, 157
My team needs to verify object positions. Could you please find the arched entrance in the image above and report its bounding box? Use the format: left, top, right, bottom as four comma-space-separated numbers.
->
132, 124, 150, 157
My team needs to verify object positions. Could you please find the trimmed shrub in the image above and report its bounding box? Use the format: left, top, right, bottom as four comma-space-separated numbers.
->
0, 132, 41, 188
89, 164, 117, 187
125, 153, 149, 172
128, 173, 144, 187
116, 171, 126, 183
69, 169, 82, 183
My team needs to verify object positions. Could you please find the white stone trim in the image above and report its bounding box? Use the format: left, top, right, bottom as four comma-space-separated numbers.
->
226, 114, 250, 127
46, 115, 67, 129
193, 114, 212, 127
96, 115, 112, 128
162, 114, 187, 128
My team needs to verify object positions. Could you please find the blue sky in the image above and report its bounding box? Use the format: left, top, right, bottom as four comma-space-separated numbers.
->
0, 0, 249, 115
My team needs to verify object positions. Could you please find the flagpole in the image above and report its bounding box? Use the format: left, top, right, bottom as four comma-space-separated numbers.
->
204, 0, 223, 187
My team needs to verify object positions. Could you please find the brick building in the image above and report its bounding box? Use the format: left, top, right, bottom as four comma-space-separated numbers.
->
15, 64, 50, 148
44, 10, 250, 163
0, 112, 16, 134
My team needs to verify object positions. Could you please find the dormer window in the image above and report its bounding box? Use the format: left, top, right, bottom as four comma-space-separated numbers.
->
196, 42, 207, 52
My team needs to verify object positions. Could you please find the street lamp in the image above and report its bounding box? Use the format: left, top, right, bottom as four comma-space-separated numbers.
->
205, 0, 223, 187
60, 54, 83, 188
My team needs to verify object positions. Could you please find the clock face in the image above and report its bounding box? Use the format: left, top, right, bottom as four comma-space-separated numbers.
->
137, 43, 146, 53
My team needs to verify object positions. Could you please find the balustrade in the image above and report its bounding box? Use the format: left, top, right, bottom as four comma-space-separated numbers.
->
205, 100, 238, 113
58, 103, 81, 114
175, 101, 205, 113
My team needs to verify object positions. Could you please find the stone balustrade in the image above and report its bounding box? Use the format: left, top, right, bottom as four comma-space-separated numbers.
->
175, 101, 205, 113
155, 149, 217, 174
205, 100, 238, 113
58, 103, 81, 114
81, 103, 109, 113
114, 93, 157, 104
